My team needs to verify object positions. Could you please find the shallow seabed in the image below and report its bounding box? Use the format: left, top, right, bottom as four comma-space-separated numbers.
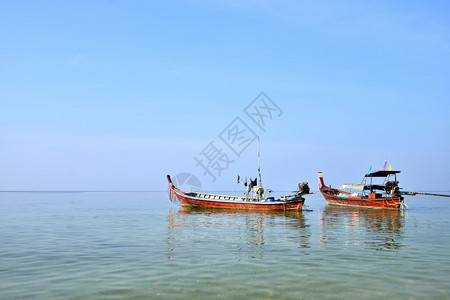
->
1, 191, 449, 299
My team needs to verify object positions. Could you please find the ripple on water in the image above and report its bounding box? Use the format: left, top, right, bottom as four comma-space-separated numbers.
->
1, 192, 450, 299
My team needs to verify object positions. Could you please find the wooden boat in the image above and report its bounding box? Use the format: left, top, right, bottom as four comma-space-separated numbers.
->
317, 171, 407, 209
167, 106, 311, 211
167, 175, 309, 211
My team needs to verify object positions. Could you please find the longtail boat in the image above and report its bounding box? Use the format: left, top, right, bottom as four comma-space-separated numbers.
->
167, 105, 312, 210
317, 171, 407, 209
167, 175, 310, 211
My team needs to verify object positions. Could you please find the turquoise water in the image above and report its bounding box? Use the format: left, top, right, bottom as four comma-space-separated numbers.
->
1, 191, 450, 299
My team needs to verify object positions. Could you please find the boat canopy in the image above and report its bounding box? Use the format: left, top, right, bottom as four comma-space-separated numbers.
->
365, 170, 400, 178
340, 184, 364, 191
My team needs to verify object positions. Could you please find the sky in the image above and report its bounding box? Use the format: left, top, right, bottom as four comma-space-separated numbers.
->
1, 0, 449, 191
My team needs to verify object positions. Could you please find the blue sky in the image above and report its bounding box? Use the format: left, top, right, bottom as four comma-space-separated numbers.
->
1, 0, 449, 191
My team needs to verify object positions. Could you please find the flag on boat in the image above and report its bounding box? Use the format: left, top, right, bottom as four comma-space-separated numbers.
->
368, 165, 372, 175
389, 165, 392, 171
383, 159, 388, 170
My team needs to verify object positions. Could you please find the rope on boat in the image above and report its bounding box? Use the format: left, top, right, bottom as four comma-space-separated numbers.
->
168, 184, 179, 204
400, 202, 408, 210
170, 190, 174, 202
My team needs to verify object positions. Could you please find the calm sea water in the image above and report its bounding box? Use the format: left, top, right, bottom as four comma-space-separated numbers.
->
1, 191, 450, 299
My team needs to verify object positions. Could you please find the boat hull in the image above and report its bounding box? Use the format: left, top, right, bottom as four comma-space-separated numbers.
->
174, 190, 304, 211
320, 191, 402, 209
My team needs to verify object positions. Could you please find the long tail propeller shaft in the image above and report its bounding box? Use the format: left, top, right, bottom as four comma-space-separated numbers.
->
401, 191, 450, 197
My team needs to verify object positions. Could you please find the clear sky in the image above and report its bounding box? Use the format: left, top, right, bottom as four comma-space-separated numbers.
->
1, 0, 449, 191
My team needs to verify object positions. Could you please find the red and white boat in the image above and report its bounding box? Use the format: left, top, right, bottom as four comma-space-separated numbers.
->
317, 171, 406, 209
167, 111, 311, 211
167, 175, 309, 211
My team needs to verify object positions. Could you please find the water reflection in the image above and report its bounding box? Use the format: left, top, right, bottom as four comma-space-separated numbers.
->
318, 206, 406, 251
168, 207, 310, 261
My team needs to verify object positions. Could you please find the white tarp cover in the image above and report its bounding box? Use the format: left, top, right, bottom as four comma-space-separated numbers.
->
339, 184, 365, 191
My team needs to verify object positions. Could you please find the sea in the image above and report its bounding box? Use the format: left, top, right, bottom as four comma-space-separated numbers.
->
1, 191, 449, 299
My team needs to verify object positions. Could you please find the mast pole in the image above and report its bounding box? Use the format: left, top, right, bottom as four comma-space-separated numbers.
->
258, 102, 262, 188
258, 113, 261, 187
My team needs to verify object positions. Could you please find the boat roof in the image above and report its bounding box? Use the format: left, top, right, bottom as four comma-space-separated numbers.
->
365, 170, 400, 177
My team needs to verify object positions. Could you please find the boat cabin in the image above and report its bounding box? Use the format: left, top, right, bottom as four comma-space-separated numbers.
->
339, 170, 402, 198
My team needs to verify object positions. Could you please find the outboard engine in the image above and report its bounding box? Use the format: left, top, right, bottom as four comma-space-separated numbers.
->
299, 182, 310, 194
385, 181, 400, 196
